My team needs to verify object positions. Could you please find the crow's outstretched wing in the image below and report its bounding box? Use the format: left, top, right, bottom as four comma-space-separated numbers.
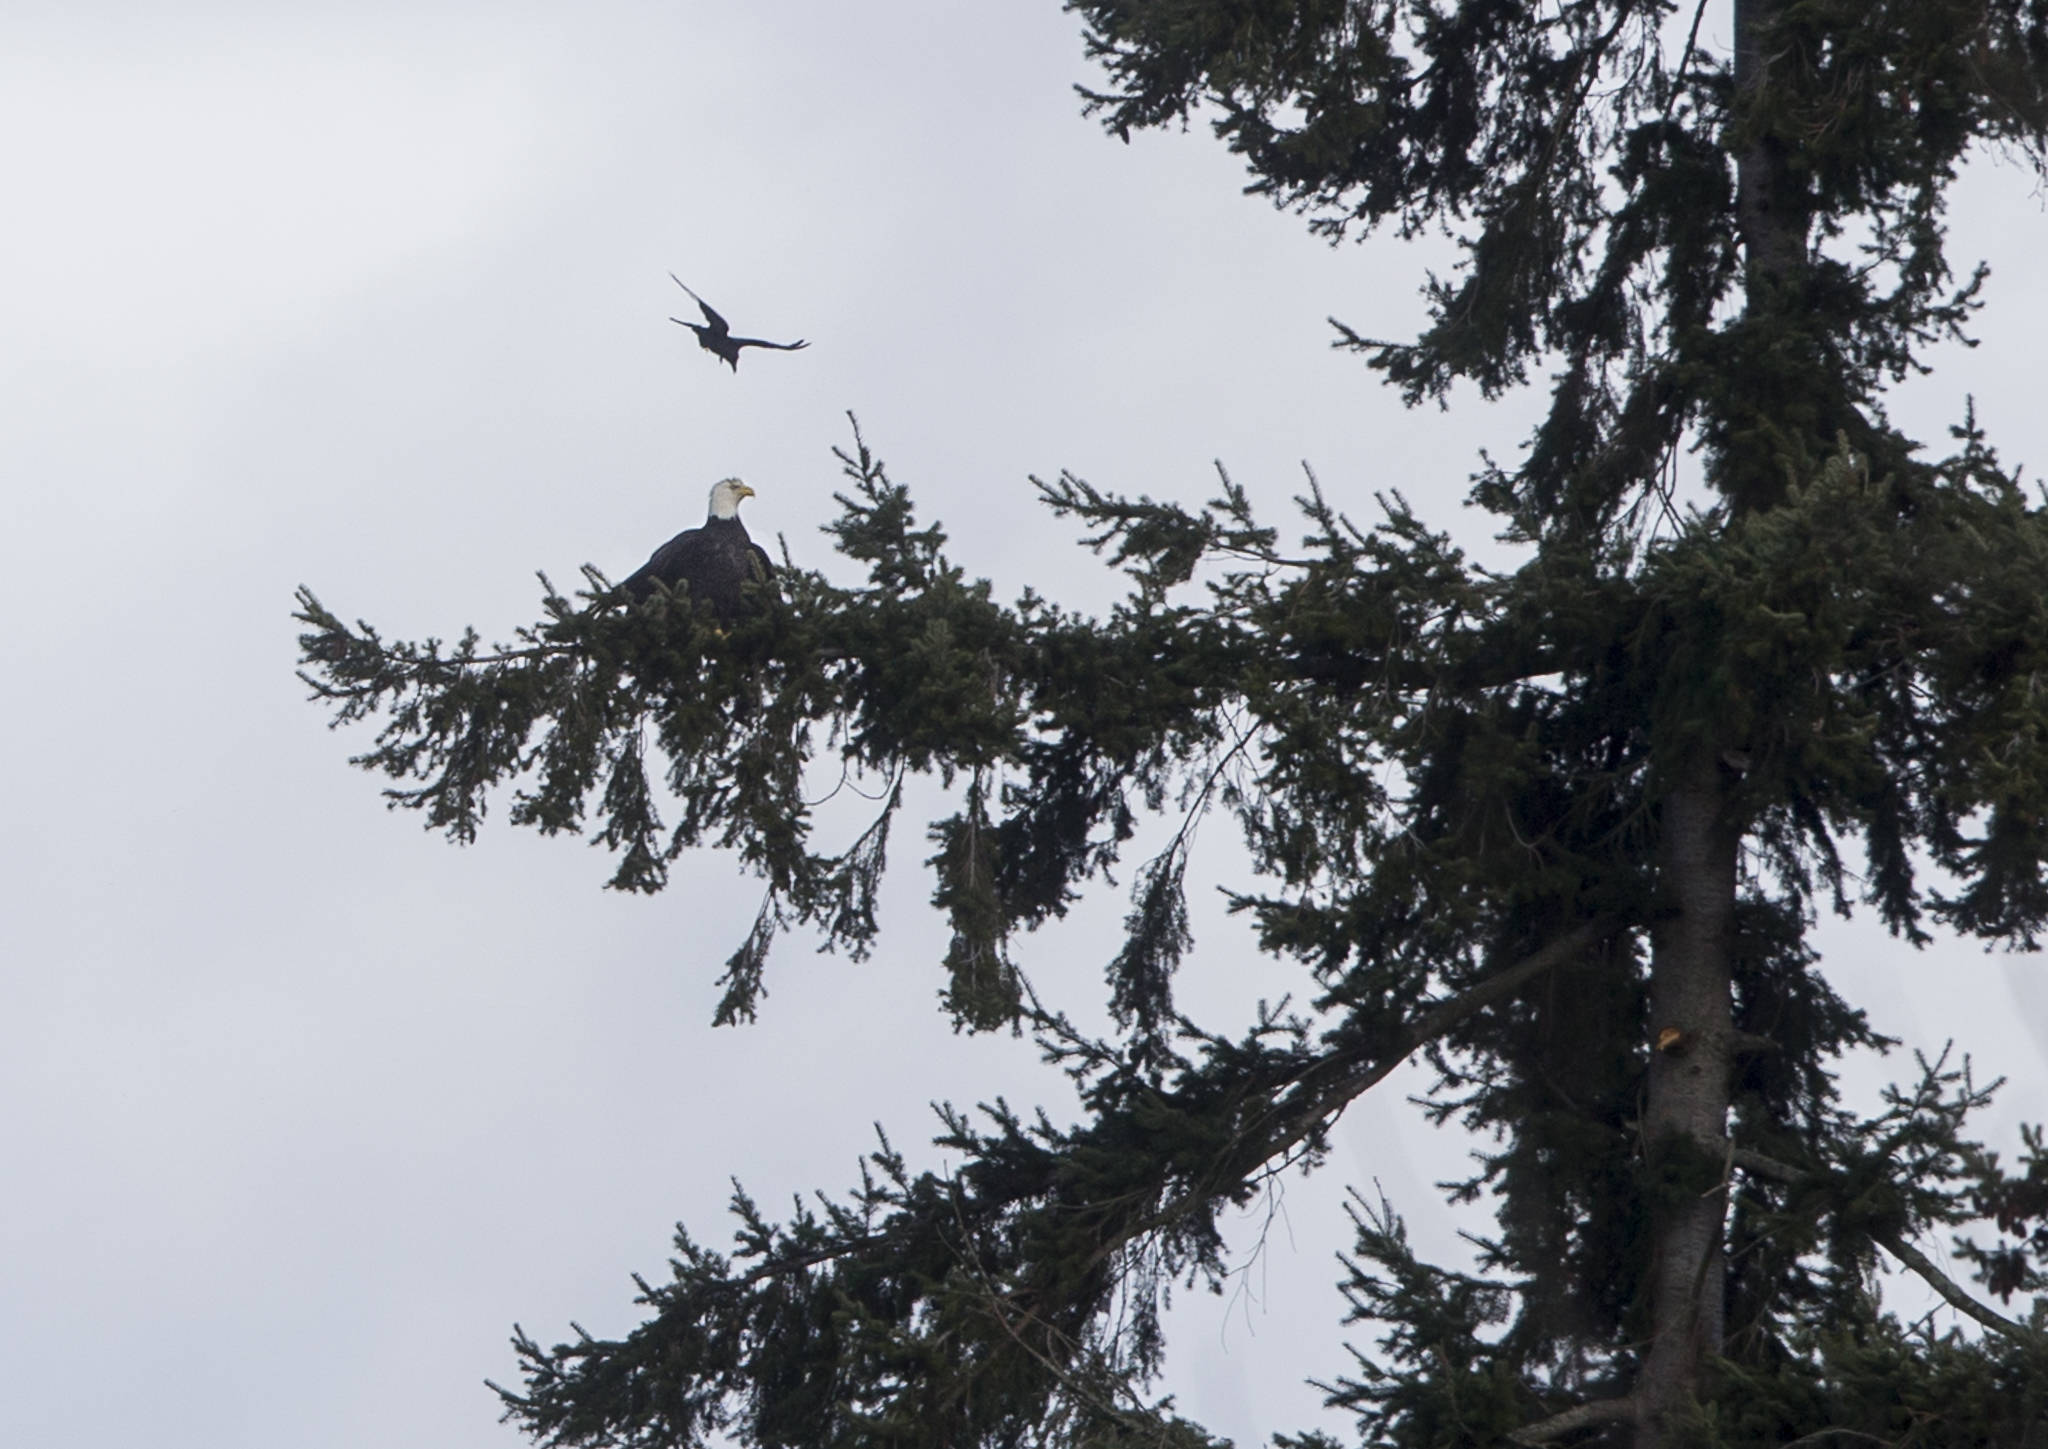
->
668, 273, 730, 336
728, 335, 809, 353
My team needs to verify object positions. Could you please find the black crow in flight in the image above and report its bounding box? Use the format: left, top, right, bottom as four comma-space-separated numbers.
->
668, 274, 809, 371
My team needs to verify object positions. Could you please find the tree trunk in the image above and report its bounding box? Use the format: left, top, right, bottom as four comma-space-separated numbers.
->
1634, 756, 1739, 1446
1734, 0, 1806, 285
1629, 3, 1808, 1438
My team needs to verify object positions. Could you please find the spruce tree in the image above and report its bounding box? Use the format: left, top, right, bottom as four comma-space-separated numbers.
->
297, 3, 2048, 1445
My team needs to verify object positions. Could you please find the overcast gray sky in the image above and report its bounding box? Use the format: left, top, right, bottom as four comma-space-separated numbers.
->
5, 5, 2048, 1447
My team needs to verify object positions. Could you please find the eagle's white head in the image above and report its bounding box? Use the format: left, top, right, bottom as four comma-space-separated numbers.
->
707, 477, 755, 521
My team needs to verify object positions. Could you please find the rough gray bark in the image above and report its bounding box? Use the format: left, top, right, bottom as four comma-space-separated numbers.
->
1634, 758, 1740, 1446
1630, 5, 1809, 1440
1734, 0, 1808, 283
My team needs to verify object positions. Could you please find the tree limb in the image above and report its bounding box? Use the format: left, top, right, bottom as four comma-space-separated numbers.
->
1873, 1226, 2044, 1349
1507, 1395, 1637, 1445
1731, 1146, 2046, 1350
1112, 915, 1629, 1251
1728, 1145, 1801, 1183
1402, 916, 1626, 1051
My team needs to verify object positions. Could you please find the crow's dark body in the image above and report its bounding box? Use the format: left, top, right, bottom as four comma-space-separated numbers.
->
668, 274, 808, 371
622, 517, 775, 620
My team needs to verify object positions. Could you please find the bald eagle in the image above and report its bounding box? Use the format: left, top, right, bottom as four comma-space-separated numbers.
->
621, 478, 777, 620
669, 275, 809, 371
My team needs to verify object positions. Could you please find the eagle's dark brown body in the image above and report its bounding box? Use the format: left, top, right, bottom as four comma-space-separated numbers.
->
621, 479, 775, 621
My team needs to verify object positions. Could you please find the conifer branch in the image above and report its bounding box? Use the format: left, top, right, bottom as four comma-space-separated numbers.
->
1115, 916, 1628, 1251
1392, 916, 1630, 1061
1724, 1146, 1802, 1184
1872, 1227, 2043, 1350
721, 1229, 891, 1291
1506, 1395, 1638, 1445
1730, 1147, 2046, 1350
944, 1189, 1164, 1439
1278, 916, 1627, 1143
1661, 0, 1712, 121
